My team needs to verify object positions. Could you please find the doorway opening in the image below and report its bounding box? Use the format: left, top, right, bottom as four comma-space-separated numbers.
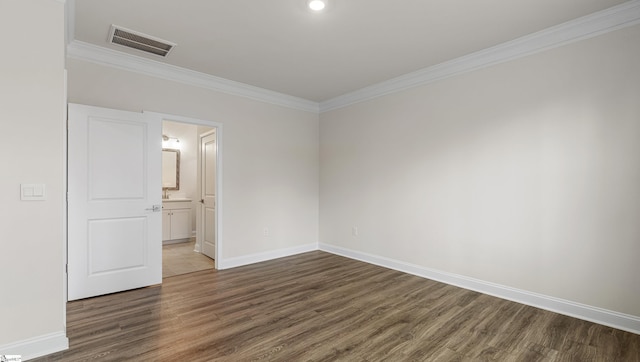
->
68, 105, 223, 302
149, 112, 223, 278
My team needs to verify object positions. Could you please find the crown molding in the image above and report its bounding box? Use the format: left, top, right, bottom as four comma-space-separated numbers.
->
66, 1, 640, 114
320, 0, 640, 113
66, 40, 320, 113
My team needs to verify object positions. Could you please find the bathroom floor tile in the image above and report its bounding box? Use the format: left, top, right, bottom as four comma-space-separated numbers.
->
162, 240, 214, 278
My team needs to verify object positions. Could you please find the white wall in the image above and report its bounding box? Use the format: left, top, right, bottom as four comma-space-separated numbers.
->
162, 120, 212, 233
320, 24, 640, 318
67, 59, 320, 259
4, 3, 635, 357
0, 0, 67, 357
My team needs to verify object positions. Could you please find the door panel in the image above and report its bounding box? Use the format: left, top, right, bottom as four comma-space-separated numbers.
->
89, 217, 147, 274
88, 118, 146, 199
200, 132, 217, 260
162, 210, 171, 241
68, 103, 162, 301
204, 208, 216, 246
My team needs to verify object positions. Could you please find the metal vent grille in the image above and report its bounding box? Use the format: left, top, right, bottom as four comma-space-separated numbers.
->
108, 25, 176, 57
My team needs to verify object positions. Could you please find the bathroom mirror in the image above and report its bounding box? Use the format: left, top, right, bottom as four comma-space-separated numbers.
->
162, 148, 180, 190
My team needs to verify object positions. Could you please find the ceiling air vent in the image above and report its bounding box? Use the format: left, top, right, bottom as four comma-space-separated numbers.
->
108, 25, 176, 57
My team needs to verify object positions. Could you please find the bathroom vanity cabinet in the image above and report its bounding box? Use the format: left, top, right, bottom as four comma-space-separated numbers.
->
162, 199, 192, 243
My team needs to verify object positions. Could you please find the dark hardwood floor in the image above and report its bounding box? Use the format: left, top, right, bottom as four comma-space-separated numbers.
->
34, 251, 639, 361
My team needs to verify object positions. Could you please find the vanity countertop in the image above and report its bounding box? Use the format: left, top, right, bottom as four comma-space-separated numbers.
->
162, 198, 192, 203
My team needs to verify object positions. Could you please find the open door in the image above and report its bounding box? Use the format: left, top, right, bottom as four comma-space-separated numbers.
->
68, 103, 162, 301
199, 130, 217, 260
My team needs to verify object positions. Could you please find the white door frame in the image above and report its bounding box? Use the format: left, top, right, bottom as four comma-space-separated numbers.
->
145, 111, 223, 270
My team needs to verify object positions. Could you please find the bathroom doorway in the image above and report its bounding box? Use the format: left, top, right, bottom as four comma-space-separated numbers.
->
160, 119, 219, 278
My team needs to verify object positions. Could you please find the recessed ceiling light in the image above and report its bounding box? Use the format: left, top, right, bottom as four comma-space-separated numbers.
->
308, 0, 326, 11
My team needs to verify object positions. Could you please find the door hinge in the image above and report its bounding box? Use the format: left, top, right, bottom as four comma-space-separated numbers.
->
65, 264, 68, 273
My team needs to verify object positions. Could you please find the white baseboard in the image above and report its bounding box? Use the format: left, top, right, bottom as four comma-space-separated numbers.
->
162, 238, 192, 245
0, 331, 68, 361
319, 243, 640, 335
218, 243, 318, 270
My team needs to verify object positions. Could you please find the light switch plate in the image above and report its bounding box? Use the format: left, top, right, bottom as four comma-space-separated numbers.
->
21, 183, 46, 201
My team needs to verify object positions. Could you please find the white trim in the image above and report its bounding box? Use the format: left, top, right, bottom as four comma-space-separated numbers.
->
65, 1, 640, 114
0, 331, 68, 361
144, 111, 223, 270
319, 0, 640, 112
62, 70, 68, 339
67, 41, 319, 114
319, 243, 640, 335
218, 243, 318, 270
65, 0, 74, 45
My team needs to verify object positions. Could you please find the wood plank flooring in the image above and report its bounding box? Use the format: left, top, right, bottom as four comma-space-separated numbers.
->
34, 251, 640, 361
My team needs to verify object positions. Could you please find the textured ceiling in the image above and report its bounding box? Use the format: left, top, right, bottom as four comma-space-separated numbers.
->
73, 0, 628, 102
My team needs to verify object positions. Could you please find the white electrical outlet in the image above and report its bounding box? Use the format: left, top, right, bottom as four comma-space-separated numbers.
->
263, 227, 269, 237
352, 226, 359, 237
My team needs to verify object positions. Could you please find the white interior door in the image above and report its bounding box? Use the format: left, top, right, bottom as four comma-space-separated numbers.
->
200, 131, 217, 260
68, 103, 162, 301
